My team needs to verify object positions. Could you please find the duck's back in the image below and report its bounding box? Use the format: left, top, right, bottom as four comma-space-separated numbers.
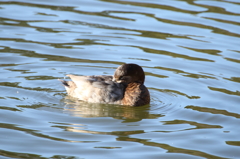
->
63, 75, 125, 104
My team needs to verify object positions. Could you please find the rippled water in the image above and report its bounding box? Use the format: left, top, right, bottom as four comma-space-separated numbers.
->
1, 0, 240, 158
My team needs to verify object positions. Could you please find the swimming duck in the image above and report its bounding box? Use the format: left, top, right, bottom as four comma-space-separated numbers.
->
59, 63, 150, 106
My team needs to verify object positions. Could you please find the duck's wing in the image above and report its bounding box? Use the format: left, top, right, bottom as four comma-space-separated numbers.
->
88, 75, 113, 82
66, 74, 113, 88
62, 74, 125, 104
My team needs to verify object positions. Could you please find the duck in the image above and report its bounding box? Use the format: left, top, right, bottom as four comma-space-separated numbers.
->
59, 63, 150, 106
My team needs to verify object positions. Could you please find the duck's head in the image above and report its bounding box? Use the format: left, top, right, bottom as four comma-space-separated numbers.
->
113, 63, 145, 84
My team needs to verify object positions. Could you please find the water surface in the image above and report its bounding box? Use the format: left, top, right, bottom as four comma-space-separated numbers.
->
0, 0, 240, 158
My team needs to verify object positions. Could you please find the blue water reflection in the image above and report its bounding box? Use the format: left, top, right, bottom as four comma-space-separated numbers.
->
0, 0, 240, 158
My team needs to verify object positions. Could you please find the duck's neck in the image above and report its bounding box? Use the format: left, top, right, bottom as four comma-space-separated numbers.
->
122, 82, 150, 106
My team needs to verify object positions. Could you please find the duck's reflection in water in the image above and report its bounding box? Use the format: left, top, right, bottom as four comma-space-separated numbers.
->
60, 96, 163, 136
62, 96, 162, 121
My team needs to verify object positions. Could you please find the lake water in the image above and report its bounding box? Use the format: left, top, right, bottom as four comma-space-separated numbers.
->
0, 0, 240, 158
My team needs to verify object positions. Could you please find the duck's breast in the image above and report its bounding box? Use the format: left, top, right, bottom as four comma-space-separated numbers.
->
122, 82, 150, 106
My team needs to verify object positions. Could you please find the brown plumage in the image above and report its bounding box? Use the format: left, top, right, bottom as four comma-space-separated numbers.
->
122, 82, 150, 106
59, 63, 150, 106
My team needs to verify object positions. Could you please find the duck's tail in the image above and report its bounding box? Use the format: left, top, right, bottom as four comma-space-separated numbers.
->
58, 79, 70, 87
